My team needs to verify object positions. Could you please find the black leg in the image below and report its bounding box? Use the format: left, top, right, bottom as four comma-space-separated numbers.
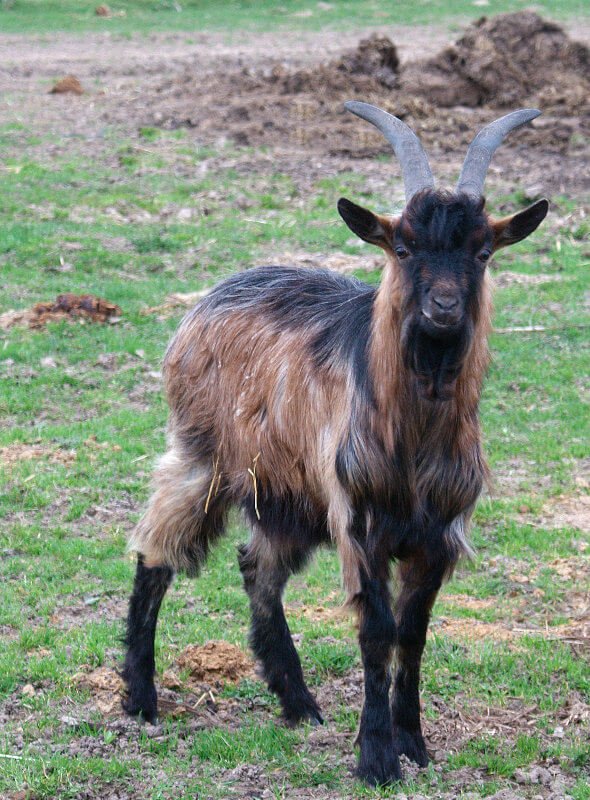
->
238, 537, 323, 725
355, 576, 401, 786
122, 554, 173, 723
391, 558, 444, 766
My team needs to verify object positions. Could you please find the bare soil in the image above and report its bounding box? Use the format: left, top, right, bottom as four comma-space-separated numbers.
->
0, 293, 121, 329
137, 12, 589, 186
173, 641, 254, 685
1, 12, 589, 195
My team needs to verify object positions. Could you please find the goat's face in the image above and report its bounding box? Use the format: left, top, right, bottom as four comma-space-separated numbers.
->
338, 190, 548, 400
394, 191, 489, 400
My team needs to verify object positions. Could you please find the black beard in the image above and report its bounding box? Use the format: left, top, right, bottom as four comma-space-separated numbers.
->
401, 316, 471, 402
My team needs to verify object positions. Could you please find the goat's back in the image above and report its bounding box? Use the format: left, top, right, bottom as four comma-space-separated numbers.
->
163, 266, 376, 506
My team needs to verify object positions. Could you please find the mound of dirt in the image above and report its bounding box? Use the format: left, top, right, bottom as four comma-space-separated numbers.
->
49, 75, 83, 95
0, 294, 121, 329
280, 34, 399, 95
402, 12, 589, 108
175, 641, 254, 684
144, 11, 588, 160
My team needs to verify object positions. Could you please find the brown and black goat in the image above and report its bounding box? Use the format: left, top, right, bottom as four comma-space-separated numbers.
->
122, 102, 548, 785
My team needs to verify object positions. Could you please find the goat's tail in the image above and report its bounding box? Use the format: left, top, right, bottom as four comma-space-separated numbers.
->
128, 447, 228, 576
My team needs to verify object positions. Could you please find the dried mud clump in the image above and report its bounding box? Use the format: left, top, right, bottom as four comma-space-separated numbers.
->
176, 641, 254, 684
95, 4, 111, 16
0, 294, 121, 329
49, 75, 84, 95
402, 11, 590, 109
281, 34, 400, 94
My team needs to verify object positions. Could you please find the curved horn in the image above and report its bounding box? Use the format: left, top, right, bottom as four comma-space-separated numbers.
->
344, 101, 435, 203
457, 109, 541, 199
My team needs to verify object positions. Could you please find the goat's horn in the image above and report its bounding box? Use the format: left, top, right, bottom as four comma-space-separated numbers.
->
457, 109, 541, 199
344, 101, 435, 203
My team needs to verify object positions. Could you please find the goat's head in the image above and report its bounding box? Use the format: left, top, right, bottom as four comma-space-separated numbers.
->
338, 102, 548, 401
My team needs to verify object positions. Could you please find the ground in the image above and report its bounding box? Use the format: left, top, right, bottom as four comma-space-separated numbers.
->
0, 2, 588, 799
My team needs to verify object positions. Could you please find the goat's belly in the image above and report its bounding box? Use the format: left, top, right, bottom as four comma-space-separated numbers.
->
240, 485, 331, 550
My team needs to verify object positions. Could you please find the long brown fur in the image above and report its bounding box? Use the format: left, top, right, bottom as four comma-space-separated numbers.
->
130, 240, 493, 601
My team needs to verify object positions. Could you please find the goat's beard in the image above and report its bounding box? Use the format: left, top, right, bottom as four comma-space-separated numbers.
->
401, 315, 472, 402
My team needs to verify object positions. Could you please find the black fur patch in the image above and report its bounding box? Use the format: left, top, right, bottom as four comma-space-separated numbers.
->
241, 486, 330, 553
122, 555, 174, 723
404, 190, 488, 253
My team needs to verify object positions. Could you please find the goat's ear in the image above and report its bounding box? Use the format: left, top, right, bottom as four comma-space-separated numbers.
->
337, 197, 397, 250
490, 199, 549, 251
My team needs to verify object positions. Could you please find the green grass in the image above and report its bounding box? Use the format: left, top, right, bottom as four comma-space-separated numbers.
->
0, 6, 588, 795
0, 124, 587, 798
0, 0, 588, 35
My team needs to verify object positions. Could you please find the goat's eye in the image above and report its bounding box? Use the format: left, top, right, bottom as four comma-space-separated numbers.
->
478, 249, 491, 262
395, 246, 409, 259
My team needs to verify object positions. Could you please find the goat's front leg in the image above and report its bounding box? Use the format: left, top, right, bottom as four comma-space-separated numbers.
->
355, 575, 401, 785
391, 556, 445, 766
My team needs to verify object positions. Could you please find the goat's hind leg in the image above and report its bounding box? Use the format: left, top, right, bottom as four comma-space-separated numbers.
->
238, 534, 323, 725
122, 555, 173, 722
123, 449, 227, 722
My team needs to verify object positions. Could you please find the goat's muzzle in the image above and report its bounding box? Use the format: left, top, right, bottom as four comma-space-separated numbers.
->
421, 290, 463, 332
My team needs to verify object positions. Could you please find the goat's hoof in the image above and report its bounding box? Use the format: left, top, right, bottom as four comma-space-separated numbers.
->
299, 708, 324, 726
284, 705, 324, 727
393, 725, 429, 767
355, 748, 402, 786
282, 693, 324, 727
121, 686, 158, 724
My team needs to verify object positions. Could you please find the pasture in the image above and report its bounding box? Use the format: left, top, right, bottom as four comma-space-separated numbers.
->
0, 1, 588, 798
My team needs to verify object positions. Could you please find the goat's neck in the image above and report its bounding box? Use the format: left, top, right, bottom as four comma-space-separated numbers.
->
368, 263, 493, 454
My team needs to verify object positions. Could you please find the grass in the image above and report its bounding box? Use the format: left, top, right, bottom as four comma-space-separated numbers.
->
0, 0, 588, 36
0, 129, 587, 799
0, 3, 589, 798
0, 126, 588, 799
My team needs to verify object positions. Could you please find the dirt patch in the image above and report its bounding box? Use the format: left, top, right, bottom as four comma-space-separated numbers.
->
493, 271, 563, 288
74, 666, 124, 714
402, 12, 589, 109
255, 249, 384, 275
280, 33, 400, 95
434, 616, 520, 642
141, 289, 209, 317
0, 443, 76, 468
145, 12, 589, 161
0, 294, 121, 329
442, 594, 496, 611
174, 641, 254, 685
538, 493, 590, 533
424, 691, 590, 768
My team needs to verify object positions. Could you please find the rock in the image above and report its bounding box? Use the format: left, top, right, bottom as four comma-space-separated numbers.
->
513, 767, 529, 784
529, 765, 552, 785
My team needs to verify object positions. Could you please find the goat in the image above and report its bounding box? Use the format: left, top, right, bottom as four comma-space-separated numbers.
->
122, 102, 548, 785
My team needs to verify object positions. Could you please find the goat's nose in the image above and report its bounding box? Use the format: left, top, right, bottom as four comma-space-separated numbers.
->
432, 294, 459, 312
